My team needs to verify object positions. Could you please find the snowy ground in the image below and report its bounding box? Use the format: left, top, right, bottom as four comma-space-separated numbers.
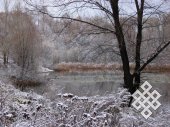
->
0, 80, 170, 127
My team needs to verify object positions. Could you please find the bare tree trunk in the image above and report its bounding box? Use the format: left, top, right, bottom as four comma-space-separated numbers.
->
134, 0, 144, 90
3, 52, 7, 65
2, 0, 10, 65
110, 0, 133, 93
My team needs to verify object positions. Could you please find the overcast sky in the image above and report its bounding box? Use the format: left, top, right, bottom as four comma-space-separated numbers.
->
0, 0, 169, 16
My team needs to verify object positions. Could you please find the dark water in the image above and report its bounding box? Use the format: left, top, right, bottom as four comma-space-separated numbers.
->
37, 71, 122, 99
30, 71, 170, 105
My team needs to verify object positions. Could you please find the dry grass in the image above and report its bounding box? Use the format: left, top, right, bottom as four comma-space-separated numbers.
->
54, 62, 121, 72
54, 62, 170, 73
10, 76, 42, 91
141, 64, 170, 73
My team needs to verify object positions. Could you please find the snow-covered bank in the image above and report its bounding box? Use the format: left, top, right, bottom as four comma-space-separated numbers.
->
0, 81, 170, 127
37, 66, 53, 73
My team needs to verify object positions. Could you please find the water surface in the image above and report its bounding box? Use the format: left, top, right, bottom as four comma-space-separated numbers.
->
29, 71, 170, 105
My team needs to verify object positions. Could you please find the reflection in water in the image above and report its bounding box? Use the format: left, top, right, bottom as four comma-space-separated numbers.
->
27, 71, 170, 105
61, 81, 118, 96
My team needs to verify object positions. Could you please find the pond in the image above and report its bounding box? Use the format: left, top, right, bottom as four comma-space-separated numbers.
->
29, 71, 170, 105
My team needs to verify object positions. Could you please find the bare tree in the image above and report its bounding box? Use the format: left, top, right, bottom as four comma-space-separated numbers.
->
10, 4, 40, 78
0, 0, 10, 65
25, 0, 170, 101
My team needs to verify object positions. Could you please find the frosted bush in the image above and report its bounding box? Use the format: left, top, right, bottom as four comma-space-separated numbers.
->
0, 81, 170, 127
